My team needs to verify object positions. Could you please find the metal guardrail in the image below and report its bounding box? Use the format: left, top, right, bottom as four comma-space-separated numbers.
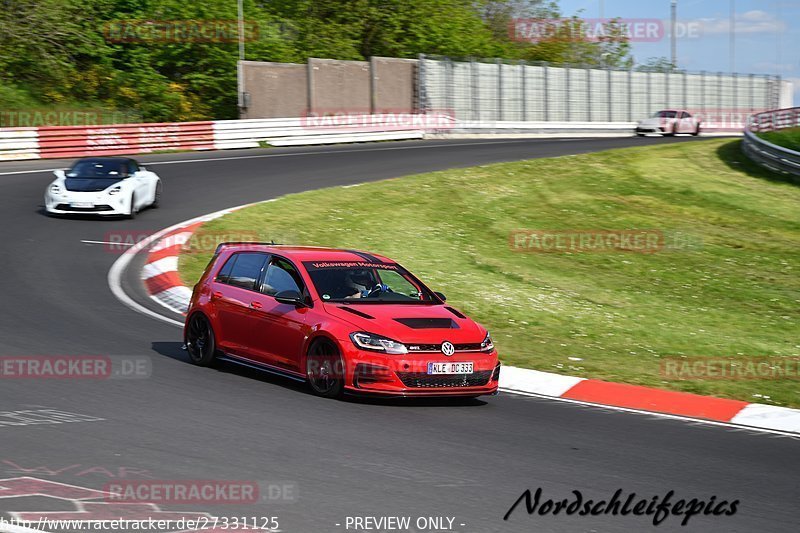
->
0, 115, 440, 161
742, 107, 800, 176
0, 112, 747, 162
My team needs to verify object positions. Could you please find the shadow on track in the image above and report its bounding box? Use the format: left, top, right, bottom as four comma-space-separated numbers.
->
151, 340, 488, 408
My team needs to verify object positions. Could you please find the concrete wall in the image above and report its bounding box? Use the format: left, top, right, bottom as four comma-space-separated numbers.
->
309, 59, 371, 113
372, 57, 417, 112
241, 57, 418, 118
240, 61, 307, 119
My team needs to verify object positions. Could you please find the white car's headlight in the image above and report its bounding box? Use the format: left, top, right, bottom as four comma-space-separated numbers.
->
108, 185, 122, 196
49, 184, 61, 194
350, 332, 408, 355
480, 332, 494, 352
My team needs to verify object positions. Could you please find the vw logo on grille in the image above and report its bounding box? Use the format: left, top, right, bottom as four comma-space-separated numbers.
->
441, 341, 455, 356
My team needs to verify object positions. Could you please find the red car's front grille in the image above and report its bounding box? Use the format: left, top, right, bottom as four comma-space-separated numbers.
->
397, 370, 493, 388
407, 342, 483, 353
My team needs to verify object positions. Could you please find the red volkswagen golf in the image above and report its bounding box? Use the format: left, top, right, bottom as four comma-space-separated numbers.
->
184, 244, 500, 398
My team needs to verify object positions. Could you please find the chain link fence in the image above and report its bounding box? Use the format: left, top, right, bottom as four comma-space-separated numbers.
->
418, 56, 784, 125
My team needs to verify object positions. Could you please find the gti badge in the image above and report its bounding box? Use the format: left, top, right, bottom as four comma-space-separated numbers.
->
441, 341, 455, 356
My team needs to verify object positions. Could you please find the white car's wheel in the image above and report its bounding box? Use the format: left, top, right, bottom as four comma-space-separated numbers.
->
127, 193, 137, 219
151, 181, 162, 208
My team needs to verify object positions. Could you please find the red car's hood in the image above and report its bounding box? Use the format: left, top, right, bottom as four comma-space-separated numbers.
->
323, 302, 486, 343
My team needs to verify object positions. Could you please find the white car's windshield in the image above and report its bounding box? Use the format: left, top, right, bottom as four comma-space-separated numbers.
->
67, 159, 129, 178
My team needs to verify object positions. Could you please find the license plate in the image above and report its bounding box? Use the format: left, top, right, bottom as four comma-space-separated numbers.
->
70, 202, 93, 208
427, 362, 473, 375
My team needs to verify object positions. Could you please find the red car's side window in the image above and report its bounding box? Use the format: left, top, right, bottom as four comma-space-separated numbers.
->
215, 254, 237, 284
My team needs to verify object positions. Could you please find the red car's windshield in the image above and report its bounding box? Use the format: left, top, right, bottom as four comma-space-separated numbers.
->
303, 261, 438, 303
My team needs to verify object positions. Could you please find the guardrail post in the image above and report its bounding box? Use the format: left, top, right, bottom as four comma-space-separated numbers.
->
497, 59, 503, 122
544, 62, 550, 122
470, 58, 478, 122
566, 64, 571, 122
416, 54, 426, 114
307, 59, 315, 115
607, 67, 612, 122
683, 70, 687, 110
446, 57, 455, 120
369, 56, 377, 114
587, 65, 592, 122
520, 60, 526, 121
700, 70, 705, 116
627, 68, 632, 122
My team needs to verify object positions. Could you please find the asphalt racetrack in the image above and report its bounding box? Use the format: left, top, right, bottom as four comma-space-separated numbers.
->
0, 137, 796, 533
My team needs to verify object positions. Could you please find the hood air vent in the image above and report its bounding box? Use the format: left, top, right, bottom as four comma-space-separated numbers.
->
393, 318, 458, 329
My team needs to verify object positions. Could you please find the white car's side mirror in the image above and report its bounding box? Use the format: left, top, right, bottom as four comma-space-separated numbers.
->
53, 169, 66, 179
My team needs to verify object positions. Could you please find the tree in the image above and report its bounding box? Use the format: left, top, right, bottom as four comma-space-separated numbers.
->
636, 56, 678, 72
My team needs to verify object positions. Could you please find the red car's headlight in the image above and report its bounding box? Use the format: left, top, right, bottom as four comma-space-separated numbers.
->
350, 332, 408, 355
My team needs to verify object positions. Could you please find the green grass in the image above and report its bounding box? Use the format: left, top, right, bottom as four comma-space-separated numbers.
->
758, 127, 800, 152
179, 139, 800, 407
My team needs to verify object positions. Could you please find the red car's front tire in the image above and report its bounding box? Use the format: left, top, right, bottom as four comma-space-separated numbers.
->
306, 339, 344, 399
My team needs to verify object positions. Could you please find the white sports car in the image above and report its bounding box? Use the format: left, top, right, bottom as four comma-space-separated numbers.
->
635, 109, 701, 136
44, 157, 162, 217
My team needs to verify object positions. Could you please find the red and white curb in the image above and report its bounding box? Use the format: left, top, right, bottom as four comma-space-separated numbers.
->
139, 205, 257, 315
112, 208, 800, 437
141, 221, 203, 315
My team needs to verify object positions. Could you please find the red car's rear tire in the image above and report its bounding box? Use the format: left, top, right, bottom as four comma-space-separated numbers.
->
186, 313, 218, 366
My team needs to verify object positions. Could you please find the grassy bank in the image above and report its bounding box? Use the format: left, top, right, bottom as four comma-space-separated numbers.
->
758, 127, 800, 152
179, 139, 800, 407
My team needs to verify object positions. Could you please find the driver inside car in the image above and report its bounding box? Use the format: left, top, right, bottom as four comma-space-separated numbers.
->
343, 270, 388, 298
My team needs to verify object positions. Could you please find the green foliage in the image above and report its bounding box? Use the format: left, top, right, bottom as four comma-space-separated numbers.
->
636, 56, 678, 72
0, 0, 633, 120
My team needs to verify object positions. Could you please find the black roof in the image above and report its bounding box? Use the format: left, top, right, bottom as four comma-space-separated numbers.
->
72, 156, 138, 164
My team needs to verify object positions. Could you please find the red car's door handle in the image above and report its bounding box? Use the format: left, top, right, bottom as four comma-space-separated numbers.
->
211, 291, 223, 299
249, 301, 263, 309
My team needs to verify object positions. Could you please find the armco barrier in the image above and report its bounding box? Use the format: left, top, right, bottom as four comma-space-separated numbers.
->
35, 122, 215, 159
742, 107, 800, 176
0, 128, 40, 160
0, 113, 735, 162
0, 114, 439, 161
